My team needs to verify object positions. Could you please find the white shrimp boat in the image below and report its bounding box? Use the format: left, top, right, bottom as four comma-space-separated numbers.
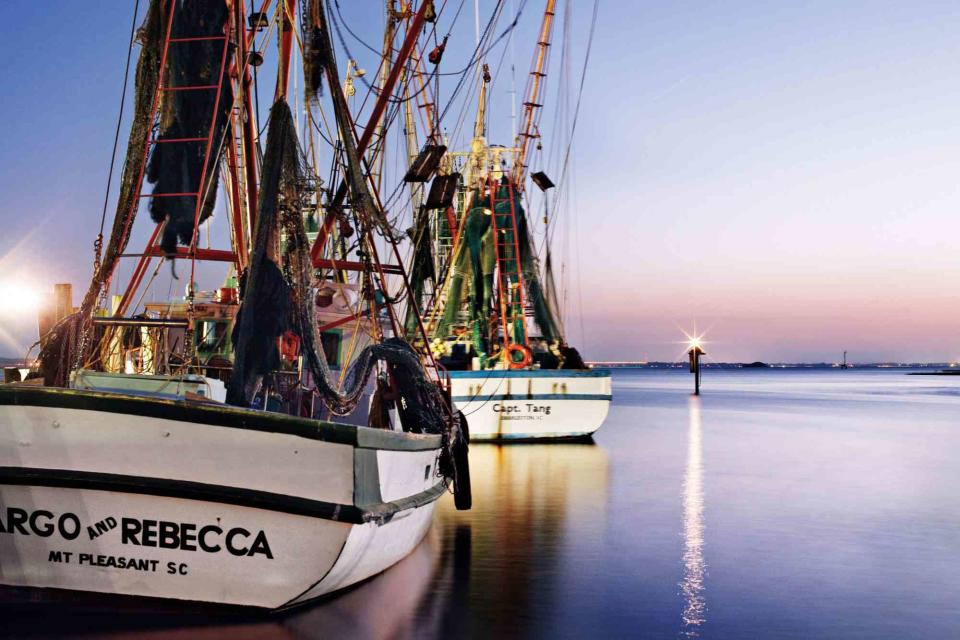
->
448, 369, 611, 440
408, 3, 613, 440
1, 0, 470, 609
0, 384, 445, 609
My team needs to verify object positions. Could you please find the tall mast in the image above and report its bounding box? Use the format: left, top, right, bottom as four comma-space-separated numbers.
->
513, 0, 557, 187
509, 0, 518, 142
369, 2, 398, 192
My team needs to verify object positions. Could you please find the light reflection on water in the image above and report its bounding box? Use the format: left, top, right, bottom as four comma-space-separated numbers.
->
5, 369, 960, 639
680, 396, 706, 637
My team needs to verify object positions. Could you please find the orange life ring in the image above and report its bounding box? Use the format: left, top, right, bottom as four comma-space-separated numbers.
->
507, 344, 532, 369
279, 331, 301, 362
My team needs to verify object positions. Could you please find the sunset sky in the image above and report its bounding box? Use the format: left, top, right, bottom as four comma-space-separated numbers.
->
2, 1, 960, 363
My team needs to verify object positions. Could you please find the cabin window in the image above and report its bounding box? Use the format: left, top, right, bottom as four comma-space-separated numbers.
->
321, 331, 342, 367
196, 320, 230, 355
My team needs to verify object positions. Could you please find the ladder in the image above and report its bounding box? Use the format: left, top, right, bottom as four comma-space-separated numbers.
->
117, 0, 234, 316
487, 175, 528, 350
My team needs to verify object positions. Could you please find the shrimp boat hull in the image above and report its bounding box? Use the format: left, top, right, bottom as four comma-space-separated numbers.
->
0, 385, 445, 609
447, 369, 612, 441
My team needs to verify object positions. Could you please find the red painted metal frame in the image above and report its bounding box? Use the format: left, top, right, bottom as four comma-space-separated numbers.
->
317, 308, 373, 333
146, 247, 237, 262
116, 1, 237, 316
487, 176, 529, 350
313, 259, 405, 275
113, 0, 179, 316
444, 206, 458, 245
274, 0, 296, 102
308, 1, 432, 266
186, 17, 233, 289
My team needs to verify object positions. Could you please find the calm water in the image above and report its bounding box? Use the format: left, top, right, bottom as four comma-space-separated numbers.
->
5, 369, 960, 639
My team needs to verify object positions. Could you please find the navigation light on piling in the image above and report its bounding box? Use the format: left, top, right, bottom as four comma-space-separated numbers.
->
684, 331, 706, 396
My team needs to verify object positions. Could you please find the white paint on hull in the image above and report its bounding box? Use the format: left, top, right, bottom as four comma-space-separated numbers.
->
1, 404, 356, 506
0, 392, 447, 608
286, 499, 437, 605
448, 369, 612, 440
0, 484, 439, 608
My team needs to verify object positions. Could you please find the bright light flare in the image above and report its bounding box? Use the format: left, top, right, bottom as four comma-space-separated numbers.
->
681, 328, 706, 352
0, 281, 42, 316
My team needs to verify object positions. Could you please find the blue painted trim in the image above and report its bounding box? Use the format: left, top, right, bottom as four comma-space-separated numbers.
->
447, 368, 611, 379
471, 432, 598, 441
451, 393, 612, 402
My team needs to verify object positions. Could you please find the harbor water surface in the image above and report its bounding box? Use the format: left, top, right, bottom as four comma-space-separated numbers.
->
5, 368, 959, 639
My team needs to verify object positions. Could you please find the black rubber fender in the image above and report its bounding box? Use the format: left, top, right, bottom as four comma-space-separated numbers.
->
452, 411, 472, 510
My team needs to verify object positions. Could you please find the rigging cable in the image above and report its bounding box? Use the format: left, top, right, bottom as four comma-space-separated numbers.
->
96, 0, 142, 266
547, 0, 599, 250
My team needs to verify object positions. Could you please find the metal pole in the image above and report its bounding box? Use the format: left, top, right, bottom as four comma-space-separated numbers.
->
689, 346, 703, 395
695, 353, 700, 395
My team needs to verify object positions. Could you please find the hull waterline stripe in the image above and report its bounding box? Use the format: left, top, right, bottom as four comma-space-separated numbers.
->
471, 432, 598, 442
0, 386, 441, 451
451, 393, 612, 402
446, 368, 612, 379
0, 467, 446, 525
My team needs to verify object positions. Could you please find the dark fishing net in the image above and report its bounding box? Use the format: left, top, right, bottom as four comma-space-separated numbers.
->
301, 0, 328, 106
228, 101, 448, 433
39, 0, 165, 387
146, 0, 234, 256
403, 204, 436, 338
435, 179, 561, 345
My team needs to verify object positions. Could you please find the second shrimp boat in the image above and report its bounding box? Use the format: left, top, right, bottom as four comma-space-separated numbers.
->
408, 2, 611, 440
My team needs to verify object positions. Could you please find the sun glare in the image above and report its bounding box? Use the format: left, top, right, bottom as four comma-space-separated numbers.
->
0, 281, 42, 315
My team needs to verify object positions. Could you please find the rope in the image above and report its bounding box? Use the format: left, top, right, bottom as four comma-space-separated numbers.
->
96, 0, 142, 267
547, 0, 599, 249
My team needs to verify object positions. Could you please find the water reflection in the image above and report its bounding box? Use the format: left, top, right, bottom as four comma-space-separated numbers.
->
680, 397, 706, 637
426, 442, 611, 637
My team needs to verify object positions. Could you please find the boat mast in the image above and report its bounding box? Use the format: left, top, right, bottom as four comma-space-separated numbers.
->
308, 2, 432, 265
369, 1, 399, 192
513, 0, 557, 188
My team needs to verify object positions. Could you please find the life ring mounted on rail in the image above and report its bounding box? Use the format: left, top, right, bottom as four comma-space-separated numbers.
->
506, 344, 532, 369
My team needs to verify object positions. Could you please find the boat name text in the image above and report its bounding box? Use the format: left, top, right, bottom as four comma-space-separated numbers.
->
121, 518, 274, 559
493, 403, 552, 416
0, 507, 273, 560
0, 507, 81, 539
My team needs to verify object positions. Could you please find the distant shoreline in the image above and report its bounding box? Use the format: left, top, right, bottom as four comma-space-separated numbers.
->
2, 355, 955, 372
588, 362, 956, 370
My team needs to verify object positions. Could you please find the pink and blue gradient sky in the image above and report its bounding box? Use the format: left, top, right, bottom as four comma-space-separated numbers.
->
2, 1, 960, 363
